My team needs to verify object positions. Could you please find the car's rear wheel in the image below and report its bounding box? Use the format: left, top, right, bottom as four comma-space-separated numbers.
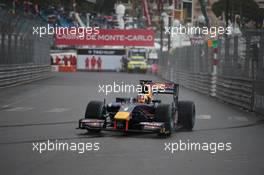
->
178, 101, 195, 130
85, 101, 105, 133
155, 104, 173, 136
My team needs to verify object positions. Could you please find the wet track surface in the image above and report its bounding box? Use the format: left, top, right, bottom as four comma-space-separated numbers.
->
0, 72, 264, 175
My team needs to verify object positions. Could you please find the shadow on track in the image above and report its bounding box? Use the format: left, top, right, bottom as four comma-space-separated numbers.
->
1, 119, 263, 146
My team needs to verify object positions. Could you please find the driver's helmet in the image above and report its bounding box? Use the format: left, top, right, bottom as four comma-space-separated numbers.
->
137, 94, 146, 103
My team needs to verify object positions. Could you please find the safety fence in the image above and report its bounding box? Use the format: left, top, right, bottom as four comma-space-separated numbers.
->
158, 30, 264, 115
215, 76, 253, 110
0, 64, 51, 88
0, 9, 51, 87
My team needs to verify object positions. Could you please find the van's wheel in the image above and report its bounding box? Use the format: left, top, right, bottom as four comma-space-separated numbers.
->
178, 101, 195, 130
155, 104, 173, 137
85, 101, 105, 133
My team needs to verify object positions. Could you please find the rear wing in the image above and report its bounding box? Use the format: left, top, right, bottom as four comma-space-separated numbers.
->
139, 80, 179, 96
139, 80, 153, 85
151, 82, 179, 96
116, 97, 131, 103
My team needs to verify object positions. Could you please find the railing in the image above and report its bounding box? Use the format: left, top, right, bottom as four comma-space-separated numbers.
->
0, 9, 52, 88
158, 63, 253, 110
0, 64, 51, 88
158, 31, 264, 115
215, 76, 252, 110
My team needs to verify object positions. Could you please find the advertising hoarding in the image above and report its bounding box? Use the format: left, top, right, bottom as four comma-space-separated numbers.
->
56, 29, 154, 46
77, 49, 126, 71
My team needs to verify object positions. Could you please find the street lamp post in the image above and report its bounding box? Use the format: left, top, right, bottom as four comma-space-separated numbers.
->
160, 1, 164, 54
168, 15, 171, 52
225, 0, 229, 28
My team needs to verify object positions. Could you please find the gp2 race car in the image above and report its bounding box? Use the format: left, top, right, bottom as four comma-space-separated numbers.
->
77, 80, 195, 137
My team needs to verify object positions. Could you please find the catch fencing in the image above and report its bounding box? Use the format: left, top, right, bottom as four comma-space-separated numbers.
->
0, 9, 51, 87
158, 30, 264, 115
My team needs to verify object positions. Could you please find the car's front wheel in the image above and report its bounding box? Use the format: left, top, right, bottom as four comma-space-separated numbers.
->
85, 101, 105, 133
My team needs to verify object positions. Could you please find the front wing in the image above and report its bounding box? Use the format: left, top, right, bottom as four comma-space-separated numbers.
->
77, 118, 167, 133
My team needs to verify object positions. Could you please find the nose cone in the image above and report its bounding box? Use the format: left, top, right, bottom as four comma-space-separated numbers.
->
114, 112, 130, 120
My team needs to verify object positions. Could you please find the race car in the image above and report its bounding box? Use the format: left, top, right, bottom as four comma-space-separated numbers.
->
77, 80, 195, 137
127, 56, 148, 73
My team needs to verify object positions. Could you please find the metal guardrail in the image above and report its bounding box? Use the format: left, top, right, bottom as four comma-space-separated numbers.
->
0, 9, 52, 88
215, 76, 253, 110
158, 65, 253, 110
158, 30, 264, 115
177, 72, 210, 95
0, 64, 51, 88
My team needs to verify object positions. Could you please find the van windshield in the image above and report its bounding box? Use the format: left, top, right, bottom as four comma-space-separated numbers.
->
130, 57, 145, 62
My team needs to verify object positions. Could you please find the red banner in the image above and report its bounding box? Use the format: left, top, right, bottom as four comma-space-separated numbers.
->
55, 29, 154, 46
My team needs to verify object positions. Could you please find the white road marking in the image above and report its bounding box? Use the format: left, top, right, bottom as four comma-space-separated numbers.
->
196, 115, 211, 119
1, 89, 48, 109
4, 107, 34, 112
224, 153, 249, 163
45, 108, 70, 113
1, 105, 9, 109
227, 116, 249, 122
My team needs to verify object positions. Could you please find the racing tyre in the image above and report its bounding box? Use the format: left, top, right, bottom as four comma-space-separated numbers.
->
155, 104, 173, 136
85, 101, 105, 133
178, 101, 195, 130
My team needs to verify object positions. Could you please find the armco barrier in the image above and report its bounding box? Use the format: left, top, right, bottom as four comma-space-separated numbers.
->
158, 30, 264, 115
0, 64, 51, 88
254, 80, 264, 115
158, 65, 253, 110
174, 71, 211, 95
215, 76, 253, 110
158, 65, 211, 95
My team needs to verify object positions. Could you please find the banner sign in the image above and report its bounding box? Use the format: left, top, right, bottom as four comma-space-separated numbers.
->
77, 49, 125, 55
77, 49, 126, 71
56, 29, 154, 46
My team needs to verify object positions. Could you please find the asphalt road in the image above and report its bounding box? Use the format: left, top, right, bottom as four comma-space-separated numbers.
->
0, 72, 263, 175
